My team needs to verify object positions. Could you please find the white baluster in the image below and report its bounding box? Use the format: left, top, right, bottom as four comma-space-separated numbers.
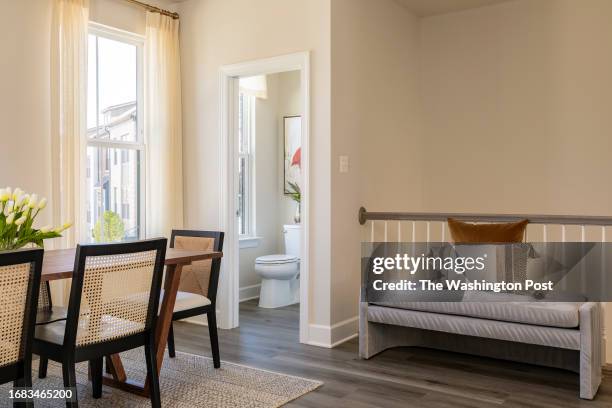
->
580, 225, 586, 293
412, 221, 416, 243
543, 225, 547, 242
561, 225, 566, 242
426, 222, 431, 243
441, 222, 446, 242
397, 221, 402, 242
384, 221, 388, 242
370, 221, 374, 243
601, 226, 606, 300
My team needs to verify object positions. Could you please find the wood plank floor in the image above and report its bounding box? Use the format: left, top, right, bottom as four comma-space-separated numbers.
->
173, 300, 612, 407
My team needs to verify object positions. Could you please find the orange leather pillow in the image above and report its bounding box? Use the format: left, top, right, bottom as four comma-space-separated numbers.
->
447, 218, 528, 243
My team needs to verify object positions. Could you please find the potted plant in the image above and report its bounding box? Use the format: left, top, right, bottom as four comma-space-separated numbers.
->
287, 181, 301, 223
0, 187, 71, 251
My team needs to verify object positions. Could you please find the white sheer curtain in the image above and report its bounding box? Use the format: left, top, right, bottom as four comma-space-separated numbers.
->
50, 0, 88, 248
50, 0, 88, 305
145, 12, 184, 238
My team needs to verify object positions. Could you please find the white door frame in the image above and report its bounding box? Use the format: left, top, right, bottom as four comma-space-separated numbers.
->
218, 52, 311, 344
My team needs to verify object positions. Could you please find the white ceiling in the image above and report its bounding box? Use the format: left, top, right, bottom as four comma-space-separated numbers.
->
396, 0, 514, 17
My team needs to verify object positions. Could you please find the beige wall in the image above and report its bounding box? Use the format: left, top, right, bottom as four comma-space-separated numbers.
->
419, 0, 612, 215
176, 0, 332, 327
418, 0, 612, 361
238, 71, 302, 296
90, 0, 174, 34
0, 0, 53, 227
330, 0, 422, 340
6, 0, 610, 350
330, 0, 612, 347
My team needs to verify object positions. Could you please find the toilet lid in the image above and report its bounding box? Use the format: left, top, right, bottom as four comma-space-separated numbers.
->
255, 254, 299, 265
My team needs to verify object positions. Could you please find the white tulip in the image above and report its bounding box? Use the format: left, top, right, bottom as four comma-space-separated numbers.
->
14, 216, 27, 226
40, 225, 52, 233
5, 187, 11, 196
16, 195, 28, 208
0, 189, 8, 202
6, 213, 15, 224
4, 201, 14, 214
53, 222, 72, 233
38, 198, 47, 209
12, 188, 23, 201
28, 194, 38, 208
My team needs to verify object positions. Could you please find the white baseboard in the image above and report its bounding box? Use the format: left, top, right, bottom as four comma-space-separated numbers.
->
240, 284, 261, 302
307, 315, 358, 348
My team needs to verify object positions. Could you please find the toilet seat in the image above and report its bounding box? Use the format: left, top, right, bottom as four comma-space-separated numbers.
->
255, 254, 298, 265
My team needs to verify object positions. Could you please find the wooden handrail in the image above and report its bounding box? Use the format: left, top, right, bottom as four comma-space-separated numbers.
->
358, 207, 612, 226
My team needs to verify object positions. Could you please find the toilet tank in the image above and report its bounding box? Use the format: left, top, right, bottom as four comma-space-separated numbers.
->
284, 224, 301, 258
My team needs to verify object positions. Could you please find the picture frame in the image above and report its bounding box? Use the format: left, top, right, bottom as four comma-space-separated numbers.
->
283, 115, 302, 194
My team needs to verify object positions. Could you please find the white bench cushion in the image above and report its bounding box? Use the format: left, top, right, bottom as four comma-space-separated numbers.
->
374, 293, 581, 328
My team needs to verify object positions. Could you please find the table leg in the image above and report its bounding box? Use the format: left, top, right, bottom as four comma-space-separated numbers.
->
102, 264, 183, 397
145, 264, 182, 391
106, 355, 127, 382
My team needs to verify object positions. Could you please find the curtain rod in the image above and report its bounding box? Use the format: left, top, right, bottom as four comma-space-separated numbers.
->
122, 0, 179, 19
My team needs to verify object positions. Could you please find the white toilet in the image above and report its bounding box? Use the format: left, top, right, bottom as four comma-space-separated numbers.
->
255, 224, 301, 308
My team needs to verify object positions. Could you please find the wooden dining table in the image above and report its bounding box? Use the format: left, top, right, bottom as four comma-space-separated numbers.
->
41, 247, 223, 397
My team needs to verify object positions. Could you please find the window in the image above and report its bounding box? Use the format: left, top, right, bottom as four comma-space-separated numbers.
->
86, 24, 144, 242
237, 92, 255, 237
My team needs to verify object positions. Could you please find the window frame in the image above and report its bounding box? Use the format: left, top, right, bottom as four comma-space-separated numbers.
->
238, 92, 256, 239
85, 22, 146, 241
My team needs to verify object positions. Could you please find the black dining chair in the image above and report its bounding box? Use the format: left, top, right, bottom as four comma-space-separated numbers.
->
0, 248, 43, 407
36, 281, 67, 326
33, 239, 167, 408
165, 230, 224, 368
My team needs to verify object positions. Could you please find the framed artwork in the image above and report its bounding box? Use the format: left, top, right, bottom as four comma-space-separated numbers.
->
283, 115, 302, 194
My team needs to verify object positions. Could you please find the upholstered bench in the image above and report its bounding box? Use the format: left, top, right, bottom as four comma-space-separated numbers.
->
359, 300, 602, 399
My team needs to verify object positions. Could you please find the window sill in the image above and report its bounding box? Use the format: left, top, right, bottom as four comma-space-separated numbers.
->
239, 236, 262, 249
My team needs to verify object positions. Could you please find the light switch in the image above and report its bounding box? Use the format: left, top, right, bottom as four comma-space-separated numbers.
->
339, 155, 349, 173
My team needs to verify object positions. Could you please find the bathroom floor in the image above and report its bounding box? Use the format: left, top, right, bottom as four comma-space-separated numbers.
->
172, 300, 612, 407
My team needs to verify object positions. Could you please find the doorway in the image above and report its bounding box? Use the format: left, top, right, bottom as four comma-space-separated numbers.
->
218, 52, 310, 344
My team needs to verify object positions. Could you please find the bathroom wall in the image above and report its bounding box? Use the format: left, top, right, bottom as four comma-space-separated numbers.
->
239, 71, 303, 301
276, 71, 303, 245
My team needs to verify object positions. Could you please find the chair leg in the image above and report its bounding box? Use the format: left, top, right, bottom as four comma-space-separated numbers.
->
62, 357, 78, 408
13, 361, 32, 408
89, 357, 103, 399
168, 322, 176, 358
12, 377, 26, 408
23, 357, 33, 408
207, 310, 220, 368
105, 356, 112, 375
145, 338, 162, 408
38, 356, 48, 379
